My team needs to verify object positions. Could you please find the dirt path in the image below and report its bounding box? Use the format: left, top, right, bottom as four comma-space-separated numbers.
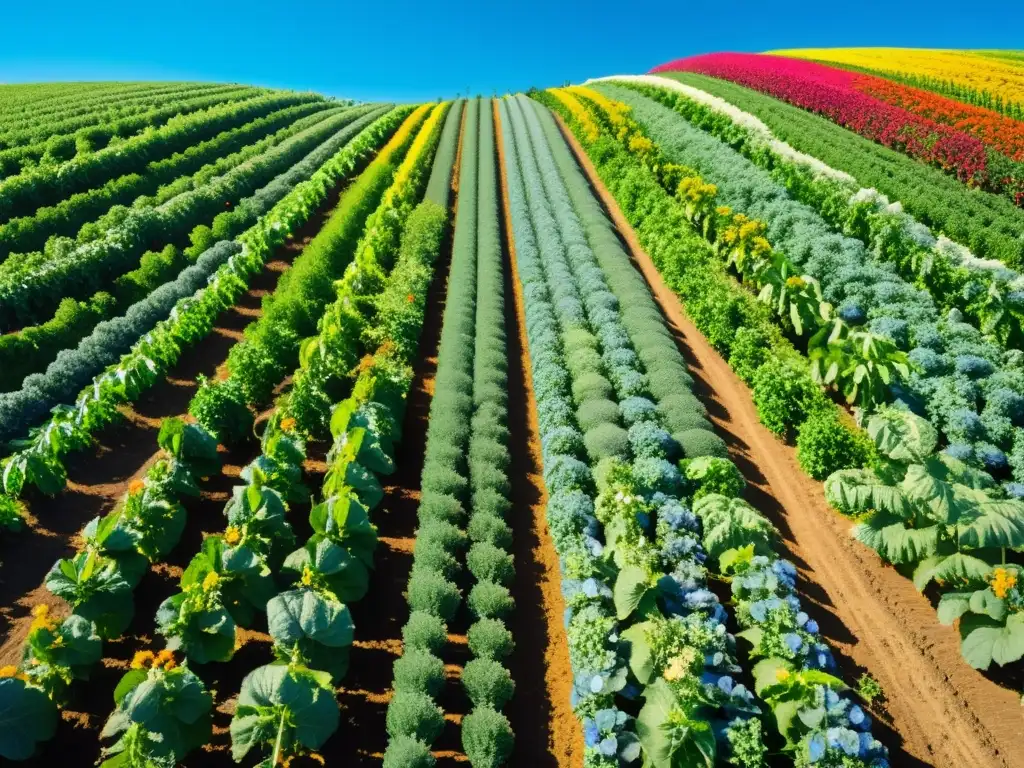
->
494, 99, 583, 768
553, 112, 1024, 768
0, 173, 354, 766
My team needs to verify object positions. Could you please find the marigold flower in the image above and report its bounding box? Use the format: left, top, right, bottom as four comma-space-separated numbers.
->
154, 649, 176, 670
131, 650, 156, 670
224, 526, 242, 546
407, 293, 416, 303
29, 603, 58, 633
992, 567, 1017, 599
0, 665, 20, 678
301, 566, 315, 588
202, 571, 220, 592
279, 417, 297, 433
129, 479, 145, 495
786, 276, 807, 289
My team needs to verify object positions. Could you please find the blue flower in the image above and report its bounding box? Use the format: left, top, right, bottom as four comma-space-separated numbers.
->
749, 601, 769, 623
584, 719, 600, 747
717, 675, 734, 694
807, 733, 826, 763
796, 611, 809, 627
784, 633, 804, 654
582, 578, 600, 598
806, 619, 819, 634
598, 736, 618, 757
848, 705, 865, 726
590, 674, 605, 693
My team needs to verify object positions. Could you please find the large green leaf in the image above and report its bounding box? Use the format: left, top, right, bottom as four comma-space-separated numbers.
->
231, 664, 339, 761
267, 589, 354, 650
901, 462, 970, 525
823, 469, 907, 516
309, 494, 377, 568
867, 409, 937, 463
957, 500, 1024, 550
960, 613, 1024, 669
635, 678, 716, 768
0, 679, 58, 760
853, 513, 939, 564
912, 553, 992, 591
620, 621, 656, 685
283, 538, 369, 603
613, 566, 656, 621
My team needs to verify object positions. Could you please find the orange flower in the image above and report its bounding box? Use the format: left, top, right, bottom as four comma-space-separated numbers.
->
131, 650, 156, 670
154, 649, 177, 670
129, 479, 145, 494
224, 526, 242, 545
29, 604, 58, 633
280, 417, 297, 433
406, 293, 415, 304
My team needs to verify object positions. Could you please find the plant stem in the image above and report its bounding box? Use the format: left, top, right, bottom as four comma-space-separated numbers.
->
271, 708, 287, 766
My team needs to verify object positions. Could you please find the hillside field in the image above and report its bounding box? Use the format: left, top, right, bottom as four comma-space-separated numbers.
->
2, 50, 1024, 767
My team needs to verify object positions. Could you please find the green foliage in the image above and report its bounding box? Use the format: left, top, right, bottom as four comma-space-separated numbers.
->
407, 570, 461, 621
681, 456, 745, 500
675, 428, 728, 459
188, 375, 253, 447
468, 580, 514, 620
584, 422, 631, 461
383, 735, 437, 768
393, 649, 446, 698
385, 691, 445, 743
796, 410, 873, 480
856, 674, 884, 705
467, 542, 515, 586
461, 659, 515, 709
752, 358, 827, 440
0, 678, 58, 760
402, 611, 449, 655
461, 706, 514, 768
467, 618, 515, 660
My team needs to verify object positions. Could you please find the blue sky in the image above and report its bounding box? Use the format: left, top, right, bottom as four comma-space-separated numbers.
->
1, 0, 1022, 102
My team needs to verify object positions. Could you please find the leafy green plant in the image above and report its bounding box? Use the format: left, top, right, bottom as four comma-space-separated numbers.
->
99, 652, 212, 768
45, 550, 134, 639
267, 587, 354, 683
230, 662, 340, 766
856, 674, 884, 705
0, 675, 58, 760
681, 456, 745, 500
808, 319, 910, 411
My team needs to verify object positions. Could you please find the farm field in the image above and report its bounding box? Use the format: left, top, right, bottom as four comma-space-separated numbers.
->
2, 49, 1024, 768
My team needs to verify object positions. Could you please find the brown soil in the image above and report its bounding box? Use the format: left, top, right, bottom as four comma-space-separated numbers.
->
0, 172, 353, 766
494, 100, 584, 768
554, 112, 1024, 768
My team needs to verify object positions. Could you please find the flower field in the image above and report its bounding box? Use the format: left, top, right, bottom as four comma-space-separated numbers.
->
2, 50, 1024, 768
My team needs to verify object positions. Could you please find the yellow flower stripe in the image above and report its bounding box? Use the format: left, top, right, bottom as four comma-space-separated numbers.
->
384, 101, 449, 206
565, 85, 632, 126
372, 103, 433, 182
546, 88, 600, 142
770, 48, 1024, 108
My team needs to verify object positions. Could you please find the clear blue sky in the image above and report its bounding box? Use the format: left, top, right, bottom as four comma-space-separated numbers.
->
1, 0, 1022, 103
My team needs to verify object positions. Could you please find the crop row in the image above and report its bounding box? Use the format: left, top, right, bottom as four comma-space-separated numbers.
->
0, 105, 378, 332
593, 81, 1024, 489
545, 86, 1024, 674
0, 106, 408, 508
0, 82, 243, 149
0, 106, 387, 444
0, 84, 271, 177
602, 76, 1024, 370
0, 106, 361, 394
0, 90, 325, 223
770, 48, 1024, 119
653, 53, 1024, 206
0, 98, 335, 261
520, 92, 889, 767
0, 99, 456, 764
661, 71, 1024, 270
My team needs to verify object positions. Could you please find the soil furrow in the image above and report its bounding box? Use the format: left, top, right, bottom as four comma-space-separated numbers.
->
553, 111, 1024, 768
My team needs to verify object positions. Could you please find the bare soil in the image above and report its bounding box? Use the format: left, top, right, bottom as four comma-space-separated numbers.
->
554, 112, 1024, 768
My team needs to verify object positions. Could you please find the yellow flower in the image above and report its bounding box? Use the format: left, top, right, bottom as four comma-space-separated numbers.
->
662, 648, 697, 681
309, 754, 326, 766
301, 566, 315, 588
786, 276, 807, 289
0, 665, 19, 678
129, 479, 145, 495
716, 206, 733, 217
776, 668, 791, 682
992, 567, 1017, 600
154, 649, 176, 670
29, 604, 58, 633
224, 526, 242, 546
280, 417, 297, 433
202, 571, 220, 592
131, 651, 156, 670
